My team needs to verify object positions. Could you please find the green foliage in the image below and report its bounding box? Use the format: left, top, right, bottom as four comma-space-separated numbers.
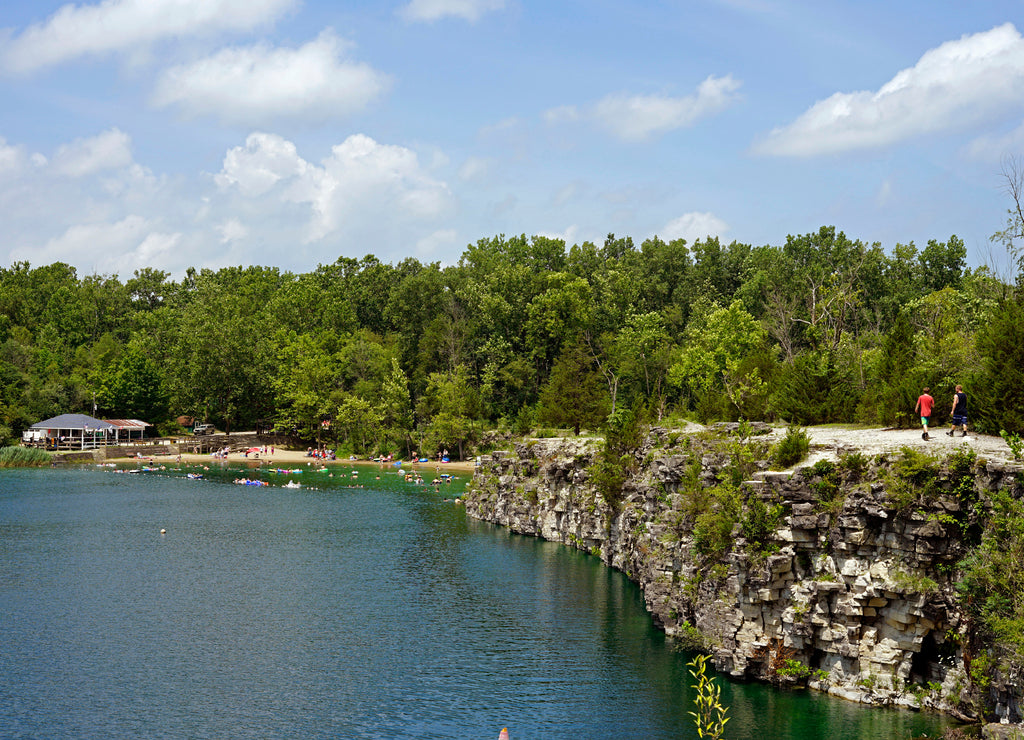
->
838, 450, 868, 481
776, 658, 812, 680
0, 225, 1020, 455
885, 446, 939, 511
537, 335, 609, 435
675, 621, 710, 652
592, 404, 647, 511
670, 299, 769, 422
975, 298, 1024, 435
0, 446, 51, 467
694, 484, 741, 560
688, 654, 730, 740
957, 489, 1024, 656
740, 494, 783, 555
969, 650, 993, 690
772, 349, 857, 425
1001, 429, 1024, 460
771, 427, 810, 469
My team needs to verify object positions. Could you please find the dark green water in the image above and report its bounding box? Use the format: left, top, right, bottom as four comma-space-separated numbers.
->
0, 464, 953, 739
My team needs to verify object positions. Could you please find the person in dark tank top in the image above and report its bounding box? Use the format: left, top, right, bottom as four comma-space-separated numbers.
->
946, 384, 968, 437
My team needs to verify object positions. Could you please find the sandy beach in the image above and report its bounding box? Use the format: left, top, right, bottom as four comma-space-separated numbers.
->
105, 444, 478, 474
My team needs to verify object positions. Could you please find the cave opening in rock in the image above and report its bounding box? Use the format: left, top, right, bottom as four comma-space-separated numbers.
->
910, 630, 940, 683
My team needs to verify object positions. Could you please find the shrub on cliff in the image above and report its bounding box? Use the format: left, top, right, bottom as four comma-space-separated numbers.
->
771, 427, 809, 469
957, 489, 1024, 658
592, 404, 647, 510
741, 494, 783, 557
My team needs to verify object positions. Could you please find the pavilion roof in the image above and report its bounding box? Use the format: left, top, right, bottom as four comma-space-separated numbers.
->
104, 419, 151, 429
30, 414, 117, 431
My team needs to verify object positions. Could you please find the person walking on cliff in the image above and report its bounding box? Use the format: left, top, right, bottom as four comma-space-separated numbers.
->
946, 384, 969, 437
914, 387, 935, 440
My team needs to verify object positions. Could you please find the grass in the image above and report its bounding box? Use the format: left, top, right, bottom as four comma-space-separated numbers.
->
0, 446, 52, 468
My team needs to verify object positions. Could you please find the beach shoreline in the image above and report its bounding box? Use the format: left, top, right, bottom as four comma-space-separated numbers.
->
103, 446, 478, 474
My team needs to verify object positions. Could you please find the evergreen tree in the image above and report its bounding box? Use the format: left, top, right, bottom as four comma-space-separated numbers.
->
537, 336, 609, 435
974, 298, 1024, 435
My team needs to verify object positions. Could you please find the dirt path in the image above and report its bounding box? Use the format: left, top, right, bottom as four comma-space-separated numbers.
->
770, 424, 1018, 466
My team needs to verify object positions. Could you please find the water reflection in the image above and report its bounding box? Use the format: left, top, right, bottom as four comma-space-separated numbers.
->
0, 467, 953, 739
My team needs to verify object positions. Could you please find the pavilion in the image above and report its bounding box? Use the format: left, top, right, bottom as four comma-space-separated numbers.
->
25, 414, 151, 450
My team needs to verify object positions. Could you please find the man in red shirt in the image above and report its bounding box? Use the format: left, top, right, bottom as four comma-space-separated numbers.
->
915, 387, 935, 440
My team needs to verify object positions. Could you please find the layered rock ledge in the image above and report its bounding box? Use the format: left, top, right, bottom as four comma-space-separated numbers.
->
463, 428, 1024, 727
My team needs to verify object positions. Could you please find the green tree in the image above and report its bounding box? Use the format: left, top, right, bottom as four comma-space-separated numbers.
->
537, 336, 609, 435
670, 300, 770, 421
974, 298, 1024, 435
103, 343, 169, 422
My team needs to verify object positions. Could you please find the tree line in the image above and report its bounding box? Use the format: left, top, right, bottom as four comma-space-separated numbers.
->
1, 223, 1022, 457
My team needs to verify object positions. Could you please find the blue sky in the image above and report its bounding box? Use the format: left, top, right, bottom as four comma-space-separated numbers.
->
1, 0, 1023, 278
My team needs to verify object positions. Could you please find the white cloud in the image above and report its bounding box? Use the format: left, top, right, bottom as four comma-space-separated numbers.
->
754, 23, 1024, 157
0, 137, 28, 177
414, 228, 458, 258
457, 156, 492, 182
536, 225, 579, 245
0, 0, 296, 74
965, 120, 1024, 162
660, 212, 728, 243
217, 218, 248, 244
216, 132, 310, 196
543, 105, 579, 125
14, 215, 181, 274
398, 0, 505, 23
216, 131, 454, 244
547, 75, 741, 142
152, 30, 389, 124
51, 129, 132, 178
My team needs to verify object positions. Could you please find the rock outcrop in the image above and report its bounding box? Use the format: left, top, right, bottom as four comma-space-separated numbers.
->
464, 430, 1024, 724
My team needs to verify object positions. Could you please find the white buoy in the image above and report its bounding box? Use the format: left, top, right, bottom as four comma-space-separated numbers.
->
160, 528, 166, 535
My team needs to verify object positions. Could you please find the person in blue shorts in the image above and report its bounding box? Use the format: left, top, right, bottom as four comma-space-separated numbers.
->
946, 384, 968, 437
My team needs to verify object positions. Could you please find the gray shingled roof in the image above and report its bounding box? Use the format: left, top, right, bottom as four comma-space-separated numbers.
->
30, 414, 117, 430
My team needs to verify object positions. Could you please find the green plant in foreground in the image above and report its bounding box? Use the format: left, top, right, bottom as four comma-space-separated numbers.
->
1001, 430, 1024, 460
688, 654, 729, 740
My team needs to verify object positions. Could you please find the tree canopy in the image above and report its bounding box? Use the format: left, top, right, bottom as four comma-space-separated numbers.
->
1, 225, 1021, 455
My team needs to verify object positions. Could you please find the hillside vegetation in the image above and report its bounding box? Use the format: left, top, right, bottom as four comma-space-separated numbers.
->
1, 225, 1022, 456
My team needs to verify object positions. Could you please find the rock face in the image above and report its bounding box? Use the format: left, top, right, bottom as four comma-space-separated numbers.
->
463, 431, 1024, 723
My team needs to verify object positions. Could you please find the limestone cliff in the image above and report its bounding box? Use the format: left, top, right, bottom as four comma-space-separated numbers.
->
463, 427, 1024, 724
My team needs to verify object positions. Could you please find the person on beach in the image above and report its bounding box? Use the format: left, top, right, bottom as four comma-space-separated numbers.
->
914, 387, 934, 440
947, 385, 969, 437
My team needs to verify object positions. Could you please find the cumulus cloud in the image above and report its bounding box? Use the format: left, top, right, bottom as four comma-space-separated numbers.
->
754, 23, 1024, 157
50, 129, 133, 178
0, 0, 296, 74
152, 31, 389, 124
546, 75, 741, 142
216, 131, 454, 244
660, 212, 728, 243
398, 0, 505, 23
0, 127, 457, 276
14, 215, 181, 275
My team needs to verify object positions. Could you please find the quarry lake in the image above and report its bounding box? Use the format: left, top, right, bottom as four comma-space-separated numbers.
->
0, 465, 954, 739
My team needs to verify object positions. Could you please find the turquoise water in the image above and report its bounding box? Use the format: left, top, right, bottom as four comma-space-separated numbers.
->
0, 465, 952, 739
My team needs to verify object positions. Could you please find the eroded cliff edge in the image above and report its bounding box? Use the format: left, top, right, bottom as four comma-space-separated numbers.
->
463, 427, 1024, 725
